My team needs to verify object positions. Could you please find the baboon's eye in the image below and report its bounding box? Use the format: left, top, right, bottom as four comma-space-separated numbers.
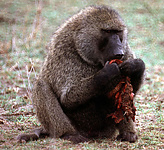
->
101, 29, 123, 42
110, 30, 122, 34
102, 29, 122, 34
102, 29, 110, 33
105, 30, 110, 33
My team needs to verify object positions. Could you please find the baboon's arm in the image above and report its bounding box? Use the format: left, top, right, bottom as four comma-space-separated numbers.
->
60, 63, 122, 109
32, 79, 77, 137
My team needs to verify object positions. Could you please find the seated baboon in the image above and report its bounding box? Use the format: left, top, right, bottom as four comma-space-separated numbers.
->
17, 5, 145, 143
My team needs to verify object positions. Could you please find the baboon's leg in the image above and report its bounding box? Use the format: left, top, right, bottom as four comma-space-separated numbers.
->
33, 79, 77, 137
17, 79, 77, 142
98, 125, 117, 139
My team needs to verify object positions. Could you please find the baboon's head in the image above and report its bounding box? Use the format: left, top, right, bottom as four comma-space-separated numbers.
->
73, 6, 128, 66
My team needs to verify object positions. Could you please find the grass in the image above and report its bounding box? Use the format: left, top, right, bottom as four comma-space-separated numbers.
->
0, 0, 164, 149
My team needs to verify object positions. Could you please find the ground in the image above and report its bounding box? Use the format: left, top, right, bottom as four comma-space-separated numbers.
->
0, 0, 164, 149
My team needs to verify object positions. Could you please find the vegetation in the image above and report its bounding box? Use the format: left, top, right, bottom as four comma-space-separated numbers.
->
0, 0, 163, 149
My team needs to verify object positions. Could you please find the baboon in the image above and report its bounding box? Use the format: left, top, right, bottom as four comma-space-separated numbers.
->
17, 5, 145, 143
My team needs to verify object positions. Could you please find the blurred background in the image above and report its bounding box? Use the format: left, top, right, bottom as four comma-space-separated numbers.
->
0, 0, 163, 67
0, 0, 164, 149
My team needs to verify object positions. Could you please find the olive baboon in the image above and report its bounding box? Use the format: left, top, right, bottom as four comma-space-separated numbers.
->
17, 5, 145, 143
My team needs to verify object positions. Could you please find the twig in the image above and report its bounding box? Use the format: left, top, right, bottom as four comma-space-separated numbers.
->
26, 0, 43, 43
1, 112, 35, 116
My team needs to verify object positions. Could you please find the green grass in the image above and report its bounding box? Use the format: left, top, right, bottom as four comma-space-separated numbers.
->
0, 0, 164, 149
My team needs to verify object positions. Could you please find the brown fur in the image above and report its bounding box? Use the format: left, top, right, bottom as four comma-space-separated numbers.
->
17, 6, 145, 143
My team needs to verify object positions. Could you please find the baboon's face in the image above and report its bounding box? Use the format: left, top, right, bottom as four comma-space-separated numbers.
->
75, 7, 127, 66
98, 29, 124, 65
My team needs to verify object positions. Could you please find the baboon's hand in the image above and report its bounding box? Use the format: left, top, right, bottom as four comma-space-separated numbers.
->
103, 62, 120, 75
95, 63, 121, 86
94, 63, 121, 92
117, 132, 138, 143
119, 59, 145, 77
99, 62, 121, 81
